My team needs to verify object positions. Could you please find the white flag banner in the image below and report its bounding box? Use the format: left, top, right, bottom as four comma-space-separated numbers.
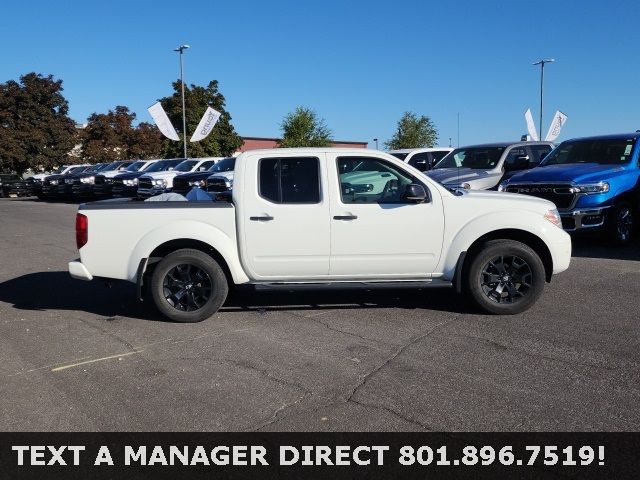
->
524, 108, 539, 141
545, 110, 568, 142
147, 102, 180, 141
190, 107, 221, 142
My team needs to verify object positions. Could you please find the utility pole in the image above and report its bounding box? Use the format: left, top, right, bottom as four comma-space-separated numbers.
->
174, 44, 190, 158
533, 58, 555, 140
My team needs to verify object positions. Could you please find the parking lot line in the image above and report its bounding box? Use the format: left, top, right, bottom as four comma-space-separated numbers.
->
51, 350, 143, 372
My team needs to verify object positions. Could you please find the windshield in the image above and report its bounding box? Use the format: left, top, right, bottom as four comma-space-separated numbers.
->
144, 160, 183, 173
209, 158, 236, 172
434, 146, 506, 169
53, 166, 67, 174
83, 164, 103, 173
126, 161, 146, 172
68, 166, 88, 174
540, 138, 636, 166
174, 160, 198, 172
389, 152, 409, 161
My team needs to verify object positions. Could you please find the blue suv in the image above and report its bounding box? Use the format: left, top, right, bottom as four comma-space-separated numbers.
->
499, 133, 639, 244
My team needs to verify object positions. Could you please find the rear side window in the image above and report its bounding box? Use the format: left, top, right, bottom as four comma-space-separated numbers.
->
259, 157, 320, 203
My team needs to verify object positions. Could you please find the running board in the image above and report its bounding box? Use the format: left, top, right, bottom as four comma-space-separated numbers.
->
251, 280, 453, 291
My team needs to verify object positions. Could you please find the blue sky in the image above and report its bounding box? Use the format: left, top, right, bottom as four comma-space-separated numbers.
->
2, 0, 639, 147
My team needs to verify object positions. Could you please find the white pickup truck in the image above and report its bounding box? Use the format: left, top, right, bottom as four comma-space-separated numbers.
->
69, 148, 571, 322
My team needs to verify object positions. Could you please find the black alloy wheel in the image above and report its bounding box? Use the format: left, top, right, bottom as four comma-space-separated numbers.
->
149, 248, 229, 322
464, 239, 545, 315
480, 255, 532, 304
163, 264, 212, 312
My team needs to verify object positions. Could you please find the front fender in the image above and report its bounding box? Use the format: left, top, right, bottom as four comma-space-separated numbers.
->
126, 220, 249, 284
439, 210, 564, 279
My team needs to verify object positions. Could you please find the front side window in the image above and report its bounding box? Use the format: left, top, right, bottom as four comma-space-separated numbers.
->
259, 157, 320, 203
337, 156, 420, 204
434, 146, 506, 169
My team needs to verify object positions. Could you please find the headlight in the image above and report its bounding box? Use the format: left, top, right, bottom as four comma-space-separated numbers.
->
189, 180, 205, 187
544, 209, 563, 229
50, 179, 58, 185
153, 179, 167, 187
124, 178, 138, 186
81, 176, 95, 184
497, 181, 508, 192
226, 179, 233, 188
572, 182, 609, 194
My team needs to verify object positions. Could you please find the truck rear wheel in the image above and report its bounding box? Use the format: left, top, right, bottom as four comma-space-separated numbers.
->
464, 239, 545, 315
149, 248, 228, 322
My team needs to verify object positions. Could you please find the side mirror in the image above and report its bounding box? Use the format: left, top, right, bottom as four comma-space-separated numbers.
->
505, 155, 529, 172
403, 183, 430, 203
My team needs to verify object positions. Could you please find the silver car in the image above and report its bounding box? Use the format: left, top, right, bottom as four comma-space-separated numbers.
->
426, 141, 554, 190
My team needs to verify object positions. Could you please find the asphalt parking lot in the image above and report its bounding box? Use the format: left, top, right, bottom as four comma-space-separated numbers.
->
1, 198, 639, 432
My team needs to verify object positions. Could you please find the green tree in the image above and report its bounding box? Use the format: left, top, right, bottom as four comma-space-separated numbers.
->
0, 73, 76, 175
158, 80, 242, 158
278, 107, 332, 148
384, 112, 438, 150
82, 107, 163, 162
129, 122, 163, 159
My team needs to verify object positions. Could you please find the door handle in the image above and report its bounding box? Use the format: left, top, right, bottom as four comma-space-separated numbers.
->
250, 215, 274, 221
333, 215, 358, 220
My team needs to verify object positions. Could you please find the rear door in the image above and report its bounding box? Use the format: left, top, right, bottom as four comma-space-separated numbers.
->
240, 153, 330, 280
328, 154, 444, 278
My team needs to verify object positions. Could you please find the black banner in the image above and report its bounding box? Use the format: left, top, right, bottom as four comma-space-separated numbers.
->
1, 432, 638, 479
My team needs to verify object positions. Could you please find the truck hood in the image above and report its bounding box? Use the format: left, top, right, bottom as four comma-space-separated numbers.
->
508, 163, 628, 184
426, 167, 502, 188
101, 169, 128, 178
457, 189, 556, 212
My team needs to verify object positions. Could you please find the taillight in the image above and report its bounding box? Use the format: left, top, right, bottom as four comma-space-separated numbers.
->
76, 213, 88, 249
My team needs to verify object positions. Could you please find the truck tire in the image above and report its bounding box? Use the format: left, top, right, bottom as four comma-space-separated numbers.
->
149, 248, 228, 323
464, 239, 545, 315
605, 201, 634, 245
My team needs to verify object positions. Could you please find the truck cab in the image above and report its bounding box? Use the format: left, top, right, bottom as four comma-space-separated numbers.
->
500, 133, 640, 243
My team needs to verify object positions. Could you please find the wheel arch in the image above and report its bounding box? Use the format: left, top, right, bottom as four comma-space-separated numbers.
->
463, 229, 554, 283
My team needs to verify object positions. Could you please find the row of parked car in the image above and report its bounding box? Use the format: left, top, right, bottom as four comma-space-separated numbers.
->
2, 157, 236, 201
4, 132, 637, 244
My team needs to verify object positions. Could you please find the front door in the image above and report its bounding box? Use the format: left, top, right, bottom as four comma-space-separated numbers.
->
240, 153, 330, 280
328, 154, 445, 278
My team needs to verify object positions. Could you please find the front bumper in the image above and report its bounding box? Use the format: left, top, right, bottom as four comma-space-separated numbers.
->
559, 206, 610, 232
72, 184, 94, 197
93, 183, 114, 197
112, 185, 139, 197
69, 261, 93, 281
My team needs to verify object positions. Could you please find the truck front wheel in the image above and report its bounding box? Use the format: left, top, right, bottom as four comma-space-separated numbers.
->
464, 240, 545, 315
149, 248, 228, 322
606, 202, 634, 244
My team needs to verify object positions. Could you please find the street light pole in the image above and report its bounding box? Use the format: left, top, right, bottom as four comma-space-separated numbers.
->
373, 138, 378, 150
533, 58, 554, 140
174, 44, 190, 159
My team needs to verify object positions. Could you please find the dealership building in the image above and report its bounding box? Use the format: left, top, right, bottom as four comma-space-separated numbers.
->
238, 136, 368, 152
